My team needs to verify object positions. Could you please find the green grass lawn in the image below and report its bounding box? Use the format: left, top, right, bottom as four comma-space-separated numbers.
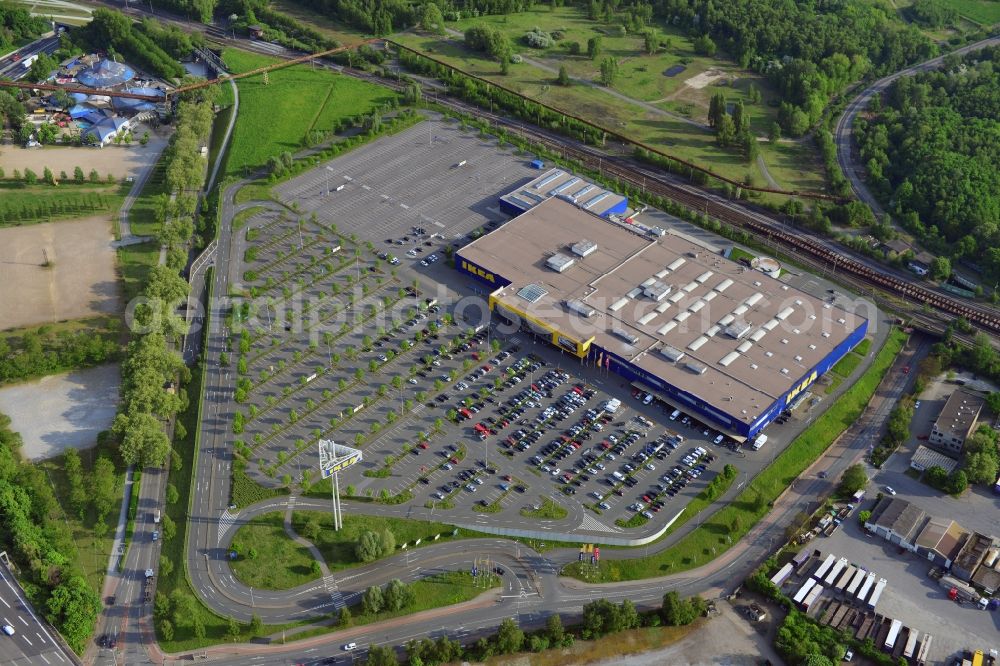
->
853, 338, 873, 356
0, 181, 127, 227
947, 0, 1000, 25
520, 496, 568, 519
125, 153, 169, 238
234, 181, 274, 205
230, 512, 319, 589
290, 511, 461, 571
831, 352, 862, 378
564, 328, 908, 582
117, 241, 161, 302
221, 48, 398, 178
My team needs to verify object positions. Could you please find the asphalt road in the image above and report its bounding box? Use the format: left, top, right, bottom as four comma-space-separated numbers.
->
0, 561, 77, 666
161, 159, 922, 663
0, 35, 60, 81
834, 35, 1000, 220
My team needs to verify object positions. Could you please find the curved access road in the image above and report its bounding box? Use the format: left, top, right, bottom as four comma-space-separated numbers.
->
835, 36, 1000, 218
177, 164, 925, 658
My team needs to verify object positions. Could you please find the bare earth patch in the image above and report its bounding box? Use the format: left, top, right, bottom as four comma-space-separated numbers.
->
0, 123, 169, 180
0, 215, 121, 330
0, 364, 120, 460
684, 68, 728, 90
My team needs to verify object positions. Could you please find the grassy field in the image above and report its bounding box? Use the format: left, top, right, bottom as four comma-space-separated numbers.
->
394, 7, 826, 194
221, 48, 398, 178
0, 181, 127, 227
291, 511, 460, 571
125, 152, 169, 238
950, 0, 1000, 25
831, 352, 862, 378
520, 496, 568, 519
230, 512, 318, 589
117, 241, 160, 303
0, 315, 122, 348
564, 328, 908, 582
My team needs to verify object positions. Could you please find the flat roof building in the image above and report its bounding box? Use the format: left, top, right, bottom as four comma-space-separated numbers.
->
499, 168, 628, 219
951, 532, 996, 582
914, 516, 967, 568
909, 444, 958, 475
864, 497, 927, 552
929, 390, 984, 454
457, 196, 868, 438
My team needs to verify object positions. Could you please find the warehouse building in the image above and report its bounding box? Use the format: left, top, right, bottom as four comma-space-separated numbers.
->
499, 168, 628, 218
457, 195, 868, 439
865, 497, 927, 552
914, 516, 967, 568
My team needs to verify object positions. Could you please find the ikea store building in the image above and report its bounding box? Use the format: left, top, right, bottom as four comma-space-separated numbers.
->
455, 175, 868, 440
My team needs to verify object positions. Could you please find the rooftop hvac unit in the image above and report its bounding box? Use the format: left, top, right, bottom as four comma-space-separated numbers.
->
565, 299, 595, 318
546, 253, 576, 273
571, 239, 598, 257
684, 361, 707, 375
659, 345, 685, 362
723, 321, 752, 339
612, 329, 639, 345
643, 280, 672, 301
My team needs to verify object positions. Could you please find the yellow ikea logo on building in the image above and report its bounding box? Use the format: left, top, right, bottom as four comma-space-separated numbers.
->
461, 259, 495, 283
785, 371, 818, 406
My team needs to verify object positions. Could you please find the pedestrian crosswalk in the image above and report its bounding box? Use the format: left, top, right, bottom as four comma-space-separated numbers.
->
323, 575, 345, 610
580, 512, 619, 534
217, 509, 239, 544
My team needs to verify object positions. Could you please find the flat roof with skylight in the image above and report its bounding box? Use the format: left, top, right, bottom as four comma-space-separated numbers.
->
457, 197, 867, 435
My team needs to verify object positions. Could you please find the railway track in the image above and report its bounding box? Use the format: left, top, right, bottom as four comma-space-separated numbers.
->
192, 30, 1000, 340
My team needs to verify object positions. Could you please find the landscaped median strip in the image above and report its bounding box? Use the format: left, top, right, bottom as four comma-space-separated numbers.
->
564, 327, 907, 582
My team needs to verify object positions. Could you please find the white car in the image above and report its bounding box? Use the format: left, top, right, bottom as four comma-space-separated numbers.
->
642, 393, 653, 405
884, 486, 897, 496
2, 624, 14, 636
343, 642, 357, 651
598, 501, 611, 510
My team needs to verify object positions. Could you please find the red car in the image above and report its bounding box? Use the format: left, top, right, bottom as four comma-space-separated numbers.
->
417, 442, 429, 450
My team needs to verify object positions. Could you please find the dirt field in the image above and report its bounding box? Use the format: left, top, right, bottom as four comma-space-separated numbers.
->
0, 122, 169, 180
588, 604, 783, 666
0, 364, 120, 460
0, 215, 120, 330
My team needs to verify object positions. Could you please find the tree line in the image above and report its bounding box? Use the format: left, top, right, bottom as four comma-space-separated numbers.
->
356, 589, 706, 665
109, 94, 218, 467
0, 413, 102, 653
0, 329, 120, 384
856, 45, 1000, 282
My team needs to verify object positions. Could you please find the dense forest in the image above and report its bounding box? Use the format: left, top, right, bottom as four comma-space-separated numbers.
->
857, 45, 1000, 279
0, 329, 120, 385
72, 9, 188, 79
0, 3, 49, 53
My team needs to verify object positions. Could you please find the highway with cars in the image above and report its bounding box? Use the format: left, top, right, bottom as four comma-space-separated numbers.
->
0, 34, 61, 81
0, 561, 78, 666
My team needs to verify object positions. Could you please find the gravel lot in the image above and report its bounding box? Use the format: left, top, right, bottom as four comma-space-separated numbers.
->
0, 363, 120, 460
0, 215, 120, 330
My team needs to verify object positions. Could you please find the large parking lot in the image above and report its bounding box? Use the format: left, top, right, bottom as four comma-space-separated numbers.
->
222, 116, 884, 542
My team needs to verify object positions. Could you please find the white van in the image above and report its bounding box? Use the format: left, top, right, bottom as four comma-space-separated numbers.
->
669, 409, 681, 421
603, 398, 621, 414
611, 471, 625, 481
752, 434, 767, 450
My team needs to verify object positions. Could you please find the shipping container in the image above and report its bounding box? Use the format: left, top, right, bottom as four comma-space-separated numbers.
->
814, 553, 836, 580
793, 578, 818, 604
770, 563, 794, 587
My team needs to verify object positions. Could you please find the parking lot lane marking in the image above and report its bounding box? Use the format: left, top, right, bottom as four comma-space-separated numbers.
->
0, 596, 8, 608
400, 203, 410, 209
36, 632, 44, 643
22, 634, 32, 646
39, 653, 51, 665
18, 615, 28, 626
